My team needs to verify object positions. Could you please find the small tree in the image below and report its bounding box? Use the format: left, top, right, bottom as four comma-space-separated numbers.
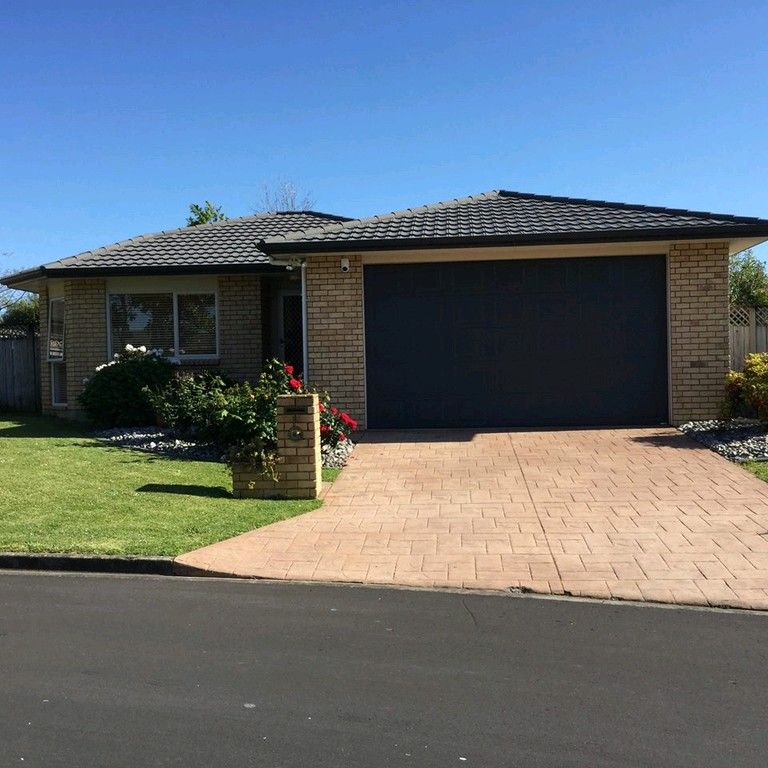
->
255, 180, 315, 213
186, 201, 228, 226
729, 249, 768, 307
1, 262, 39, 334
0, 296, 39, 333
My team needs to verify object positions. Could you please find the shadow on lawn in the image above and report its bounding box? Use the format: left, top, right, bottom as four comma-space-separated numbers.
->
137, 483, 232, 499
0, 413, 90, 439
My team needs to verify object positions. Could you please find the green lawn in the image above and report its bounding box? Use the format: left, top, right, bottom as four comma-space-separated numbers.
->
0, 413, 328, 557
741, 461, 768, 484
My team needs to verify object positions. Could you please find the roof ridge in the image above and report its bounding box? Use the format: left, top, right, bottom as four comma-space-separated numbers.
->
497, 189, 766, 224
261, 190, 503, 245
51, 210, 348, 268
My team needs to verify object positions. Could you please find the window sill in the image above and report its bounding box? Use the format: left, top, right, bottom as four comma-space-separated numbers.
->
174, 358, 220, 367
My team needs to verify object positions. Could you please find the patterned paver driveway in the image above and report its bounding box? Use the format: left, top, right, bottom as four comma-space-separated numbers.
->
176, 428, 768, 609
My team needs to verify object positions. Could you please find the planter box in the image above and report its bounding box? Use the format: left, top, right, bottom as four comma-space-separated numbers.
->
231, 393, 322, 500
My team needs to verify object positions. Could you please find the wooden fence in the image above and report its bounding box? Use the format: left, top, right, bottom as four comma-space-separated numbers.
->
0, 334, 40, 411
729, 306, 768, 371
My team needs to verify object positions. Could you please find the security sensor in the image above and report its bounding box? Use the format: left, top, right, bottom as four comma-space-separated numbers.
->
340, 258, 350, 273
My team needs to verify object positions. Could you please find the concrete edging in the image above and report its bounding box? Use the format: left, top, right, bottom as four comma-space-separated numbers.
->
0, 552, 178, 576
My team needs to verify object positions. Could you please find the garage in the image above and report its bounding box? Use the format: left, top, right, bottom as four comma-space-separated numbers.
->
363, 255, 668, 429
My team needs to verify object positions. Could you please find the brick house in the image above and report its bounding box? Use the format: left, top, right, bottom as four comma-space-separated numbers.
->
4, 190, 768, 429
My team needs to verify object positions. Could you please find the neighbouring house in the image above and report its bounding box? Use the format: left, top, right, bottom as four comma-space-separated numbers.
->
4, 190, 768, 429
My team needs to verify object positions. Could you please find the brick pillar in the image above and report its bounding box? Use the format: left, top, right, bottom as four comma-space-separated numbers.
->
305, 254, 366, 427
232, 393, 322, 499
668, 241, 730, 424
218, 274, 262, 381
64, 279, 108, 415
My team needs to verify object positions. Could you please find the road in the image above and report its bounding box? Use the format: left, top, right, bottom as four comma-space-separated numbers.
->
0, 572, 766, 767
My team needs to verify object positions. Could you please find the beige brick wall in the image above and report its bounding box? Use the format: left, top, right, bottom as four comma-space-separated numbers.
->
64, 278, 108, 414
38, 284, 52, 413
218, 274, 262, 381
305, 254, 366, 427
232, 393, 322, 499
668, 240, 730, 424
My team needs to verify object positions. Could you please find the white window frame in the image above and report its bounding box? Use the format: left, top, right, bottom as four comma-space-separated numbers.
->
106, 289, 219, 362
48, 298, 67, 406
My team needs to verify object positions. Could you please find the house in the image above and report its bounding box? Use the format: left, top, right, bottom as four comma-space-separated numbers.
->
4, 190, 768, 429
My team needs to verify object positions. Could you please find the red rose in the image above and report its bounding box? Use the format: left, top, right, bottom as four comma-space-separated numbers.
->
331, 407, 338, 415
289, 378, 302, 391
338, 432, 347, 441
320, 424, 331, 434
284, 364, 294, 375
319, 404, 325, 412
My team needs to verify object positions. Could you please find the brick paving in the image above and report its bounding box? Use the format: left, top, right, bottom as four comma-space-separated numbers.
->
176, 428, 768, 609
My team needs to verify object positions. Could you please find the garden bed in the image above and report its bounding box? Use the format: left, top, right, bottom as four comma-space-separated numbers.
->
93, 426, 355, 469
679, 419, 768, 463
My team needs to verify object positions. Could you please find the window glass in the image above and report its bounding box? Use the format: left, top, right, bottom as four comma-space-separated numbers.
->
109, 294, 174, 356
48, 299, 65, 360
177, 294, 217, 356
51, 362, 68, 405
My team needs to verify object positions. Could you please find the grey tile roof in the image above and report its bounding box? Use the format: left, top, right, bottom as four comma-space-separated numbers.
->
5, 211, 349, 283
262, 190, 768, 253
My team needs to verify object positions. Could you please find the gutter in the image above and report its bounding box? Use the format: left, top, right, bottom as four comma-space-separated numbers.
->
0, 262, 288, 288
259, 224, 768, 256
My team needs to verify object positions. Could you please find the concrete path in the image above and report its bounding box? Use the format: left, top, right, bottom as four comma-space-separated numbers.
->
176, 427, 768, 609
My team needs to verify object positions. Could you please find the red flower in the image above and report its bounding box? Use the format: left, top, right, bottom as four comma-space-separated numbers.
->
320, 424, 331, 434
340, 412, 358, 430
331, 406, 338, 416
338, 432, 347, 441
288, 378, 302, 391
284, 364, 294, 375
319, 404, 325, 412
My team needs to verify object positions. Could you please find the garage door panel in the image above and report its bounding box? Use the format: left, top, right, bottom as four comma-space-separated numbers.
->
364, 256, 668, 428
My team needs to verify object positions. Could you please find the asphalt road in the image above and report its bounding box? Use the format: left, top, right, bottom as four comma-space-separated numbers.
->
0, 573, 766, 768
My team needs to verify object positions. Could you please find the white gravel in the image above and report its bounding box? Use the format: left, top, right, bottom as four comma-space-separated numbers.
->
93, 427, 355, 469
679, 419, 768, 463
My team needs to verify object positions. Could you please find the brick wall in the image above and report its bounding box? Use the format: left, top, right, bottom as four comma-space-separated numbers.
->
305, 254, 366, 427
64, 278, 108, 414
668, 240, 730, 424
218, 274, 262, 381
38, 284, 52, 413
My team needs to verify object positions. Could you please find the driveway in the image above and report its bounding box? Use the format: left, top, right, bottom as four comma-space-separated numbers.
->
176, 427, 768, 609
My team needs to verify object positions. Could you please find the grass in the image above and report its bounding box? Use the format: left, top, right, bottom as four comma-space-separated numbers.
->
741, 461, 768, 483
322, 467, 342, 483
0, 412, 327, 557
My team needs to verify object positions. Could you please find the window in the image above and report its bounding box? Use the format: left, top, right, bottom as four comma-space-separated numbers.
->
108, 292, 217, 359
48, 298, 67, 405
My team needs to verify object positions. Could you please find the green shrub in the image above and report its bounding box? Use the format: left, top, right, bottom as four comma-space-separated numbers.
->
150, 359, 359, 459
78, 346, 175, 427
148, 372, 231, 439
723, 353, 768, 421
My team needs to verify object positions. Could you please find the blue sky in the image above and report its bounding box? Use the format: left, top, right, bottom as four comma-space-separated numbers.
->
2, 0, 768, 273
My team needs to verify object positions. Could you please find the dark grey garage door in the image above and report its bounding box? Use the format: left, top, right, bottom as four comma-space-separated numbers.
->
364, 256, 668, 428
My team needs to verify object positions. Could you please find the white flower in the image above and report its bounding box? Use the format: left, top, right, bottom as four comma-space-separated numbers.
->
138, 345, 147, 353
125, 344, 135, 352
